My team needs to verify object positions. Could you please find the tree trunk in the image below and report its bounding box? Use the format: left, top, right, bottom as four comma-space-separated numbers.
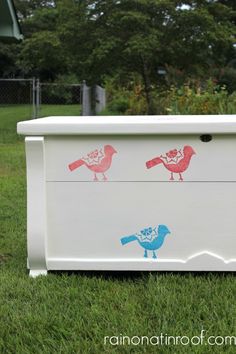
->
141, 57, 155, 115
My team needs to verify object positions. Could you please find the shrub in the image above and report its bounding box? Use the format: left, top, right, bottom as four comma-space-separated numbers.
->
103, 77, 236, 115
104, 76, 149, 115
218, 67, 236, 94
107, 96, 129, 114
159, 80, 236, 115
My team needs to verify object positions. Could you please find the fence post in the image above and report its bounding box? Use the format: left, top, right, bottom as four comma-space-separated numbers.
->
35, 79, 40, 118
82, 80, 92, 116
32, 78, 36, 119
95, 85, 106, 114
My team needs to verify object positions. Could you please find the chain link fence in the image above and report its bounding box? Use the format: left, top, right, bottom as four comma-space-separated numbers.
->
0, 78, 106, 124
0, 78, 34, 113
0, 79, 34, 142
37, 82, 82, 118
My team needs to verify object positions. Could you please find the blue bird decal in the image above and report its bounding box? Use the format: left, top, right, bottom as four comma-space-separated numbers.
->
120, 225, 171, 258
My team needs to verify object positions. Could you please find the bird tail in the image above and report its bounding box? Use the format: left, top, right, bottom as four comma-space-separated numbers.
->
68, 159, 85, 171
146, 157, 163, 169
120, 235, 137, 245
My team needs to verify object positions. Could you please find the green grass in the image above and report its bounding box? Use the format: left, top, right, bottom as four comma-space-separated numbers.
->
0, 104, 81, 143
1, 106, 236, 353
39, 104, 81, 119
0, 105, 32, 144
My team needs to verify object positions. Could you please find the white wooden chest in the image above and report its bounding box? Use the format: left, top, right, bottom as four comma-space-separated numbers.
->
17, 115, 236, 276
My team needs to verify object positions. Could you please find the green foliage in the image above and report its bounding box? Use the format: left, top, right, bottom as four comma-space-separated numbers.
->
0, 43, 20, 77
39, 74, 82, 105
41, 85, 73, 104
104, 79, 236, 115
126, 93, 148, 115
14, 0, 55, 20
159, 80, 236, 115
107, 96, 130, 114
21, 7, 59, 36
1, 0, 236, 112
18, 31, 64, 79
217, 67, 236, 93
104, 75, 148, 114
2, 1, 236, 78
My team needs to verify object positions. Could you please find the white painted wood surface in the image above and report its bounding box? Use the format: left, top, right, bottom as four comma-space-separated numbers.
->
25, 137, 47, 276
18, 116, 236, 275
46, 182, 236, 262
45, 135, 236, 181
17, 115, 236, 135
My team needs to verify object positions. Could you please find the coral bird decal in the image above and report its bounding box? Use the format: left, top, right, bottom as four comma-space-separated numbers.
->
121, 225, 171, 258
146, 145, 196, 181
68, 145, 117, 181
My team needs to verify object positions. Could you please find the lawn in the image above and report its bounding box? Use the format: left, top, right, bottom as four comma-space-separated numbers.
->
38, 104, 81, 120
0, 104, 81, 143
0, 107, 236, 353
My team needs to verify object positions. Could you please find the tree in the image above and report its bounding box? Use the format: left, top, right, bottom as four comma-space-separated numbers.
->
2, 0, 236, 99
18, 31, 64, 79
15, 2, 61, 79
82, 0, 178, 113
14, 0, 55, 20
0, 43, 20, 77
80, 0, 236, 112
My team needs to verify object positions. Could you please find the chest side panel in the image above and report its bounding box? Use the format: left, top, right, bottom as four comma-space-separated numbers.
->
45, 135, 236, 182
46, 182, 236, 263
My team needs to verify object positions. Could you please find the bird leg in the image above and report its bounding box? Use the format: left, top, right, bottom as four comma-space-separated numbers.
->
152, 251, 157, 259
170, 172, 174, 181
93, 173, 98, 181
102, 173, 107, 181
144, 249, 148, 258
179, 173, 183, 181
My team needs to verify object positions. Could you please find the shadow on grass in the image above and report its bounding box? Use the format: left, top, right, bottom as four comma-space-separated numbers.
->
49, 269, 236, 281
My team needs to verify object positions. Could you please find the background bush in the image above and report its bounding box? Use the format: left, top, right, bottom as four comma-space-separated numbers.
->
103, 79, 236, 115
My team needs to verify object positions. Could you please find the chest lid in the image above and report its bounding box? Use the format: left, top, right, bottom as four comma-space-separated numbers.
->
17, 115, 236, 136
